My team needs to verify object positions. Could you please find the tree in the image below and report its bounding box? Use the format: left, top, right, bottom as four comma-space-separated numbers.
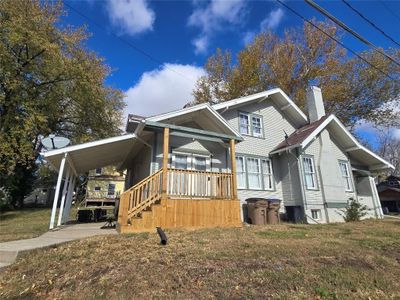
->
0, 0, 125, 207
193, 21, 400, 129
376, 126, 400, 176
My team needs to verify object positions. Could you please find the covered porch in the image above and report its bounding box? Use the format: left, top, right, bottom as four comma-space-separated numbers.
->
43, 113, 243, 232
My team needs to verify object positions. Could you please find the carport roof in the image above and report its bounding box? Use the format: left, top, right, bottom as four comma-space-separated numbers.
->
42, 134, 137, 174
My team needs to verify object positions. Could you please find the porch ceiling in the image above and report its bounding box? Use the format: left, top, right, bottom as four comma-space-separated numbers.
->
42, 134, 138, 174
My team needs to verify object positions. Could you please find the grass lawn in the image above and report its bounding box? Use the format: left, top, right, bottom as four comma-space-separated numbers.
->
0, 219, 399, 299
0, 208, 52, 243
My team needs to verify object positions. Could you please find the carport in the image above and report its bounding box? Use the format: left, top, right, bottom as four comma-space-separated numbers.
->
43, 134, 139, 229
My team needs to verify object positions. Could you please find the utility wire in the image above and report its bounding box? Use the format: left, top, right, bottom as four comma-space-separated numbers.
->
275, 0, 396, 81
305, 0, 400, 68
64, 2, 195, 83
342, 0, 400, 48
378, 0, 400, 23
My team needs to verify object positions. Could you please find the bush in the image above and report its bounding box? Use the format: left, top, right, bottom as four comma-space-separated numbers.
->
343, 198, 367, 222
0, 186, 12, 211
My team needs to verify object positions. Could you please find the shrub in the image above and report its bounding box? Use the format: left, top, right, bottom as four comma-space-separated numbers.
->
343, 198, 367, 222
0, 186, 12, 211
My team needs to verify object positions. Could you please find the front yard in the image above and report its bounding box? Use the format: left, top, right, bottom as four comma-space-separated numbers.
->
0, 218, 399, 299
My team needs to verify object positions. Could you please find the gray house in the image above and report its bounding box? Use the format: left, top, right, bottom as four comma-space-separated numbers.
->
44, 86, 393, 231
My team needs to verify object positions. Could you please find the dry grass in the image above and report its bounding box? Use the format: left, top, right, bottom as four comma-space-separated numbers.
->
0, 209, 52, 243
1, 219, 400, 299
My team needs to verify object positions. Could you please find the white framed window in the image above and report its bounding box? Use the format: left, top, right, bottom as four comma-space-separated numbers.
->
172, 152, 210, 171
247, 157, 262, 190
238, 112, 264, 138
239, 113, 250, 135
193, 156, 207, 171
262, 159, 273, 190
303, 156, 317, 190
311, 209, 321, 220
252, 116, 263, 137
94, 186, 101, 191
236, 156, 246, 189
339, 161, 353, 191
173, 153, 189, 170
95, 168, 102, 175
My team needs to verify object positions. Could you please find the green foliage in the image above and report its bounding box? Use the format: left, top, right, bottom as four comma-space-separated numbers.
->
0, 186, 11, 211
193, 21, 400, 129
0, 0, 125, 206
343, 198, 368, 222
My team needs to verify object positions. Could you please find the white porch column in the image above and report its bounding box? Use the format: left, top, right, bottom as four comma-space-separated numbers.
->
62, 175, 76, 224
49, 153, 67, 229
57, 166, 71, 226
369, 176, 383, 219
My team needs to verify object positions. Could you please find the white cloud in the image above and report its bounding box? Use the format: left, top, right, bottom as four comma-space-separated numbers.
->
124, 64, 206, 118
243, 8, 284, 45
260, 8, 284, 31
106, 0, 155, 35
188, 0, 247, 54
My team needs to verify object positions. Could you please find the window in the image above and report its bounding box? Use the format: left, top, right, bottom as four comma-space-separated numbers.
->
339, 161, 353, 191
252, 116, 263, 137
239, 113, 250, 135
94, 186, 101, 191
172, 153, 210, 171
262, 159, 273, 190
95, 168, 102, 175
236, 156, 246, 189
311, 209, 321, 220
107, 184, 116, 196
247, 157, 262, 190
238, 112, 263, 138
303, 156, 317, 189
236, 155, 274, 190
193, 156, 207, 171
174, 154, 188, 170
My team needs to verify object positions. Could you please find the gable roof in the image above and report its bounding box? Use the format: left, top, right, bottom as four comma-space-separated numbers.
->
144, 103, 242, 138
270, 114, 394, 171
212, 88, 309, 126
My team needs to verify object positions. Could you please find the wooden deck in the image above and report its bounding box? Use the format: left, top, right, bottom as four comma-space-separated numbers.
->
117, 127, 242, 233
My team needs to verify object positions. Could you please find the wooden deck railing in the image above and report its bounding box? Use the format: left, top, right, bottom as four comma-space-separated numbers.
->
125, 169, 163, 219
167, 168, 233, 199
120, 168, 234, 225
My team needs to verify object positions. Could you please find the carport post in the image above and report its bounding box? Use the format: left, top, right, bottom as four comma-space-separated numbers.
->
50, 153, 67, 229
57, 166, 71, 226
62, 175, 76, 224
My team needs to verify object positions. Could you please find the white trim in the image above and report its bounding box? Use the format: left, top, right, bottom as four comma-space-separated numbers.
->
42, 134, 137, 158
146, 103, 242, 138
212, 88, 308, 123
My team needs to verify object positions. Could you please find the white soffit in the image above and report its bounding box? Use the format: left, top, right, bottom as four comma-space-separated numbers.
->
42, 134, 137, 173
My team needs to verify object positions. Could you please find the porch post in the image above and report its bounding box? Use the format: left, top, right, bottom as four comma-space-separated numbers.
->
162, 127, 170, 196
230, 139, 238, 199
57, 166, 71, 226
49, 153, 67, 229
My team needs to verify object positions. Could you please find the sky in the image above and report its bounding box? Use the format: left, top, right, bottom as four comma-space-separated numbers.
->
61, 0, 400, 144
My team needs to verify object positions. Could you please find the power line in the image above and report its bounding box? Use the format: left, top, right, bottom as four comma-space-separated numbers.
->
305, 0, 400, 68
275, 0, 396, 81
342, 0, 400, 48
378, 0, 400, 23
63, 2, 195, 83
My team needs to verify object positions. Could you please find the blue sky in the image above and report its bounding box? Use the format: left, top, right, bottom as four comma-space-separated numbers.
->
62, 0, 400, 143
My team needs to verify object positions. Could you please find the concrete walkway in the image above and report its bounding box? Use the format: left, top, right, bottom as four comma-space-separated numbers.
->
0, 223, 117, 269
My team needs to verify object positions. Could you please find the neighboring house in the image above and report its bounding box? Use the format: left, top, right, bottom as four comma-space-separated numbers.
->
85, 166, 125, 207
43, 86, 393, 231
24, 187, 55, 207
377, 175, 400, 213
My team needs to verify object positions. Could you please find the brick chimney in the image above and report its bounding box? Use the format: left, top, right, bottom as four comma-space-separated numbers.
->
306, 86, 326, 123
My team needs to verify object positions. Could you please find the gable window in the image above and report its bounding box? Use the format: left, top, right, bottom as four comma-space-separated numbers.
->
95, 168, 102, 175
238, 112, 264, 138
239, 113, 250, 135
262, 159, 274, 190
339, 161, 353, 191
303, 156, 317, 190
252, 116, 263, 137
236, 156, 246, 189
